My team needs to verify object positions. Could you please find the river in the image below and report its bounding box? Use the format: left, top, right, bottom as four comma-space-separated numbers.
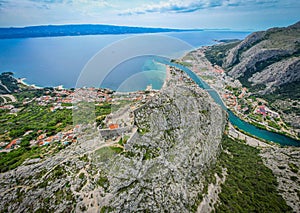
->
164, 60, 300, 147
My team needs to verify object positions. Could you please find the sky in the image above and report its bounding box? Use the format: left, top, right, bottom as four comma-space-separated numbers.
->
0, 0, 299, 30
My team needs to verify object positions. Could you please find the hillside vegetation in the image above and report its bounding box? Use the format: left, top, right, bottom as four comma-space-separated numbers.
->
214, 135, 292, 212
0, 72, 20, 94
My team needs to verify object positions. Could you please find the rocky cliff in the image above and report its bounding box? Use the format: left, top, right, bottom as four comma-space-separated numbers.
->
223, 21, 300, 91
0, 68, 226, 212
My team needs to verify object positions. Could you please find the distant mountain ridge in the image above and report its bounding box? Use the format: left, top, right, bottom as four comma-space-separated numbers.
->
0, 24, 200, 39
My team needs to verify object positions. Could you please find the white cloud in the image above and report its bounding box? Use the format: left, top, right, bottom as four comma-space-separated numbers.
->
119, 0, 281, 15
0, 0, 299, 29
0, 0, 113, 26
0, 0, 111, 11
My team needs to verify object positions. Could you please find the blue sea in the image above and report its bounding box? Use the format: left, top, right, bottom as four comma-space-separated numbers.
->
0, 31, 251, 90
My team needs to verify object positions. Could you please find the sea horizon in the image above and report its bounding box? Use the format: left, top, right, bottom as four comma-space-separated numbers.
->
0, 30, 251, 91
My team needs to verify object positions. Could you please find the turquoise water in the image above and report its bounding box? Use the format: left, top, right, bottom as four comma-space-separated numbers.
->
101, 56, 166, 92
164, 60, 300, 147
227, 111, 300, 147
0, 31, 250, 88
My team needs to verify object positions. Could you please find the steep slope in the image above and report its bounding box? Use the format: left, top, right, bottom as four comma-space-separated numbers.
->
223, 21, 300, 91
223, 22, 300, 84
0, 68, 227, 212
0, 68, 294, 212
109, 70, 226, 212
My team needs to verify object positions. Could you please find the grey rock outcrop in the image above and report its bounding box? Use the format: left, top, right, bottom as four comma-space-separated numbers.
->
104, 76, 226, 212
223, 31, 266, 68
222, 21, 300, 82
260, 146, 300, 213
227, 48, 291, 79
0, 68, 227, 212
249, 57, 300, 94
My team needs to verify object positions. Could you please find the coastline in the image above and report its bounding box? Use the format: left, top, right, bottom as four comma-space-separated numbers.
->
0, 24, 199, 40
161, 66, 171, 90
17, 78, 43, 89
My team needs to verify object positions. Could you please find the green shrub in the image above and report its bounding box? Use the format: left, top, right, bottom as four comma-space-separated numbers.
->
79, 173, 85, 179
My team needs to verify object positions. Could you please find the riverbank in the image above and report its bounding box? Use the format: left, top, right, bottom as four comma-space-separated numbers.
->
210, 82, 299, 141
160, 65, 171, 90
228, 123, 271, 148
229, 108, 300, 142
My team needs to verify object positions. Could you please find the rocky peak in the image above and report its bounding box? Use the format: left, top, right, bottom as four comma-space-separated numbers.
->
223, 31, 266, 68
0, 67, 227, 212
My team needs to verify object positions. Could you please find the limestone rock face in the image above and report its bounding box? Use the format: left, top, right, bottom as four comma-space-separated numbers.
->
249, 57, 300, 94
223, 21, 300, 85
107, 77, 226, 212
0, 69, 227, 212
223, 31, 267, 69
227, 48, 291, 79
